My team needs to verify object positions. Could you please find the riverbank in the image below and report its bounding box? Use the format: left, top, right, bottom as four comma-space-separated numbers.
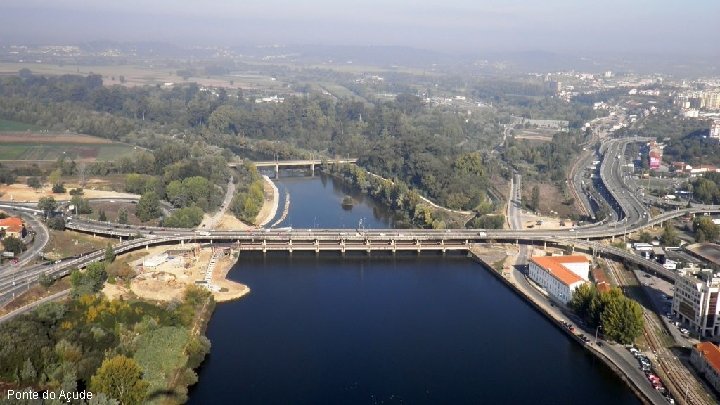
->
469, 245, 659, 405
103, 245, 249, 304
214, 175, 279, 230
256, 175, 279, 227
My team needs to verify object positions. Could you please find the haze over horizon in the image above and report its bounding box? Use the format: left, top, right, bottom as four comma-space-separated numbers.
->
1, 0, 719, 58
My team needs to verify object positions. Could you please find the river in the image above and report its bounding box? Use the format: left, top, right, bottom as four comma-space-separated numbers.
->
189, 174, 639, 404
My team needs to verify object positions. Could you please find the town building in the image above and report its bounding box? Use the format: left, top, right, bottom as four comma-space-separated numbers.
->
647, 141, 663, 170
0, 217, 25, 239
528, 255, 590, 304
672, 268, 720, 337
711, 120, 720, 141
691, 342, 720, 392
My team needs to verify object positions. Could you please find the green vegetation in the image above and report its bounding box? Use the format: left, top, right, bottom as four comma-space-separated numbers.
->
570, 284, 644, 345
163, 206, 204, 228
660, 223, 680, 246
691, 173, 720, 204
90, 355, 149, 405
136, 191, 162, 222
37, 196, 57, 217
2, 236, 25, 256
0, 118, 36, 131
0, 286, 213, 404
693, 216, 720, 242
230, 162, 265, 223
329, 163, 478, 228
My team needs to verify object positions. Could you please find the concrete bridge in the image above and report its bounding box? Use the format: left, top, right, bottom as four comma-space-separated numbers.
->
230, 158, 358, 177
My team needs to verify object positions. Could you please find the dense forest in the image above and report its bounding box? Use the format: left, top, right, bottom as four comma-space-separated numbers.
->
0, 71, 594, 220
0, 255, 213, 404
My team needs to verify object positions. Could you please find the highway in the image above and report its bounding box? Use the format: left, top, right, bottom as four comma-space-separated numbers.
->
0, 206, 49, 272
2, 149, 720, 304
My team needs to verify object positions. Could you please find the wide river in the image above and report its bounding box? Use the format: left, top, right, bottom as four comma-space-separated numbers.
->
189, 174, 639, 404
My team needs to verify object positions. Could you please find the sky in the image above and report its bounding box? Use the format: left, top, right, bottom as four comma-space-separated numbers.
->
1, 0, 718, 56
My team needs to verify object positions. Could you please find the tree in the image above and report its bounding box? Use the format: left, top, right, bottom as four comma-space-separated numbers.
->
70, 262, 107, 296
37, 196, 57, 218
104, 244, 115, 263
48, 168, 62, 189
694, 216, 720, 242
163, 206, 204, 228
2, 236, 25, 256
601, 294, 644, 345
52, 183, 66, 193
26, 176, 41, 190
98, 209, 107, 222
47, 216, 66, 230
570, 285, 644, 344
20, 359, 36, 383
118, 208, 128, 225
660, 224, 680, 246
90, 355, 148, 405
70, 195, 92, 214
530, 185, 540, 212
637, 231, 653, 244
38, 272, 54, 288
136, 191, 161, 222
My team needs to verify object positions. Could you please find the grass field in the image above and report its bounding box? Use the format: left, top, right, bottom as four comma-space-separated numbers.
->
0, 133, 139, 161
0, 118, 36, 132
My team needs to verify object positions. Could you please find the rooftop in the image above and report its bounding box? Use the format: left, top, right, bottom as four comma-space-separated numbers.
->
696, 342, 720, 375
531, 255, 588, 286
0, 217, 23, 233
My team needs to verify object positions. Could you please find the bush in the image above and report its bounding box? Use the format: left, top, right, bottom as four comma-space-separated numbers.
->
163, 206, 204, 228
52, 183, 66, 193
69, 188, 84, 196
47, 217, 66, 230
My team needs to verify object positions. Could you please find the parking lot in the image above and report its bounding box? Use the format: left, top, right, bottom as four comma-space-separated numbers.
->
633, 268, 693, 346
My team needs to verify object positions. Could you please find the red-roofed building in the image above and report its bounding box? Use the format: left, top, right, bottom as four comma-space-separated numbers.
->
529, 255, 590, 304
0, 217, 24, 238
691, 342, 720, 392
591, 267, 612, 293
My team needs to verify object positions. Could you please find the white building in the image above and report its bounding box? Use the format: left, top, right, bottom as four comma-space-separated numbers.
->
691, 342, 720, 393
672, 268, 720, 337
528, 255, 590, 304
143, 253, 168, 269
711, 120, 720, 140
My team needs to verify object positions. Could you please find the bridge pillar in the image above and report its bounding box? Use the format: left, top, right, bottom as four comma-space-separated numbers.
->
181, 239, 184, 246
310, 163, 315, 176
146, 245, 149, 251
543, 241, 546, 249
275, 164, 279, 179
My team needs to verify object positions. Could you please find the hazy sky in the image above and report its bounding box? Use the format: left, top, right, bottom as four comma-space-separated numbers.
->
2, 0, 718, 55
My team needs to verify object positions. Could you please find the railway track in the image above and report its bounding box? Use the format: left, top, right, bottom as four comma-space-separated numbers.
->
606, 259, 714, 405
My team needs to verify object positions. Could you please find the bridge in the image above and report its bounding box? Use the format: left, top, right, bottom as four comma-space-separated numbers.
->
229, 158, 358, 177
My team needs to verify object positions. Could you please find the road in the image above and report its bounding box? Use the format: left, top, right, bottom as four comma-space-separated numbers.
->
199, 176, 235, 229
507, 173, 523, 230
0, 209, 49, 274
